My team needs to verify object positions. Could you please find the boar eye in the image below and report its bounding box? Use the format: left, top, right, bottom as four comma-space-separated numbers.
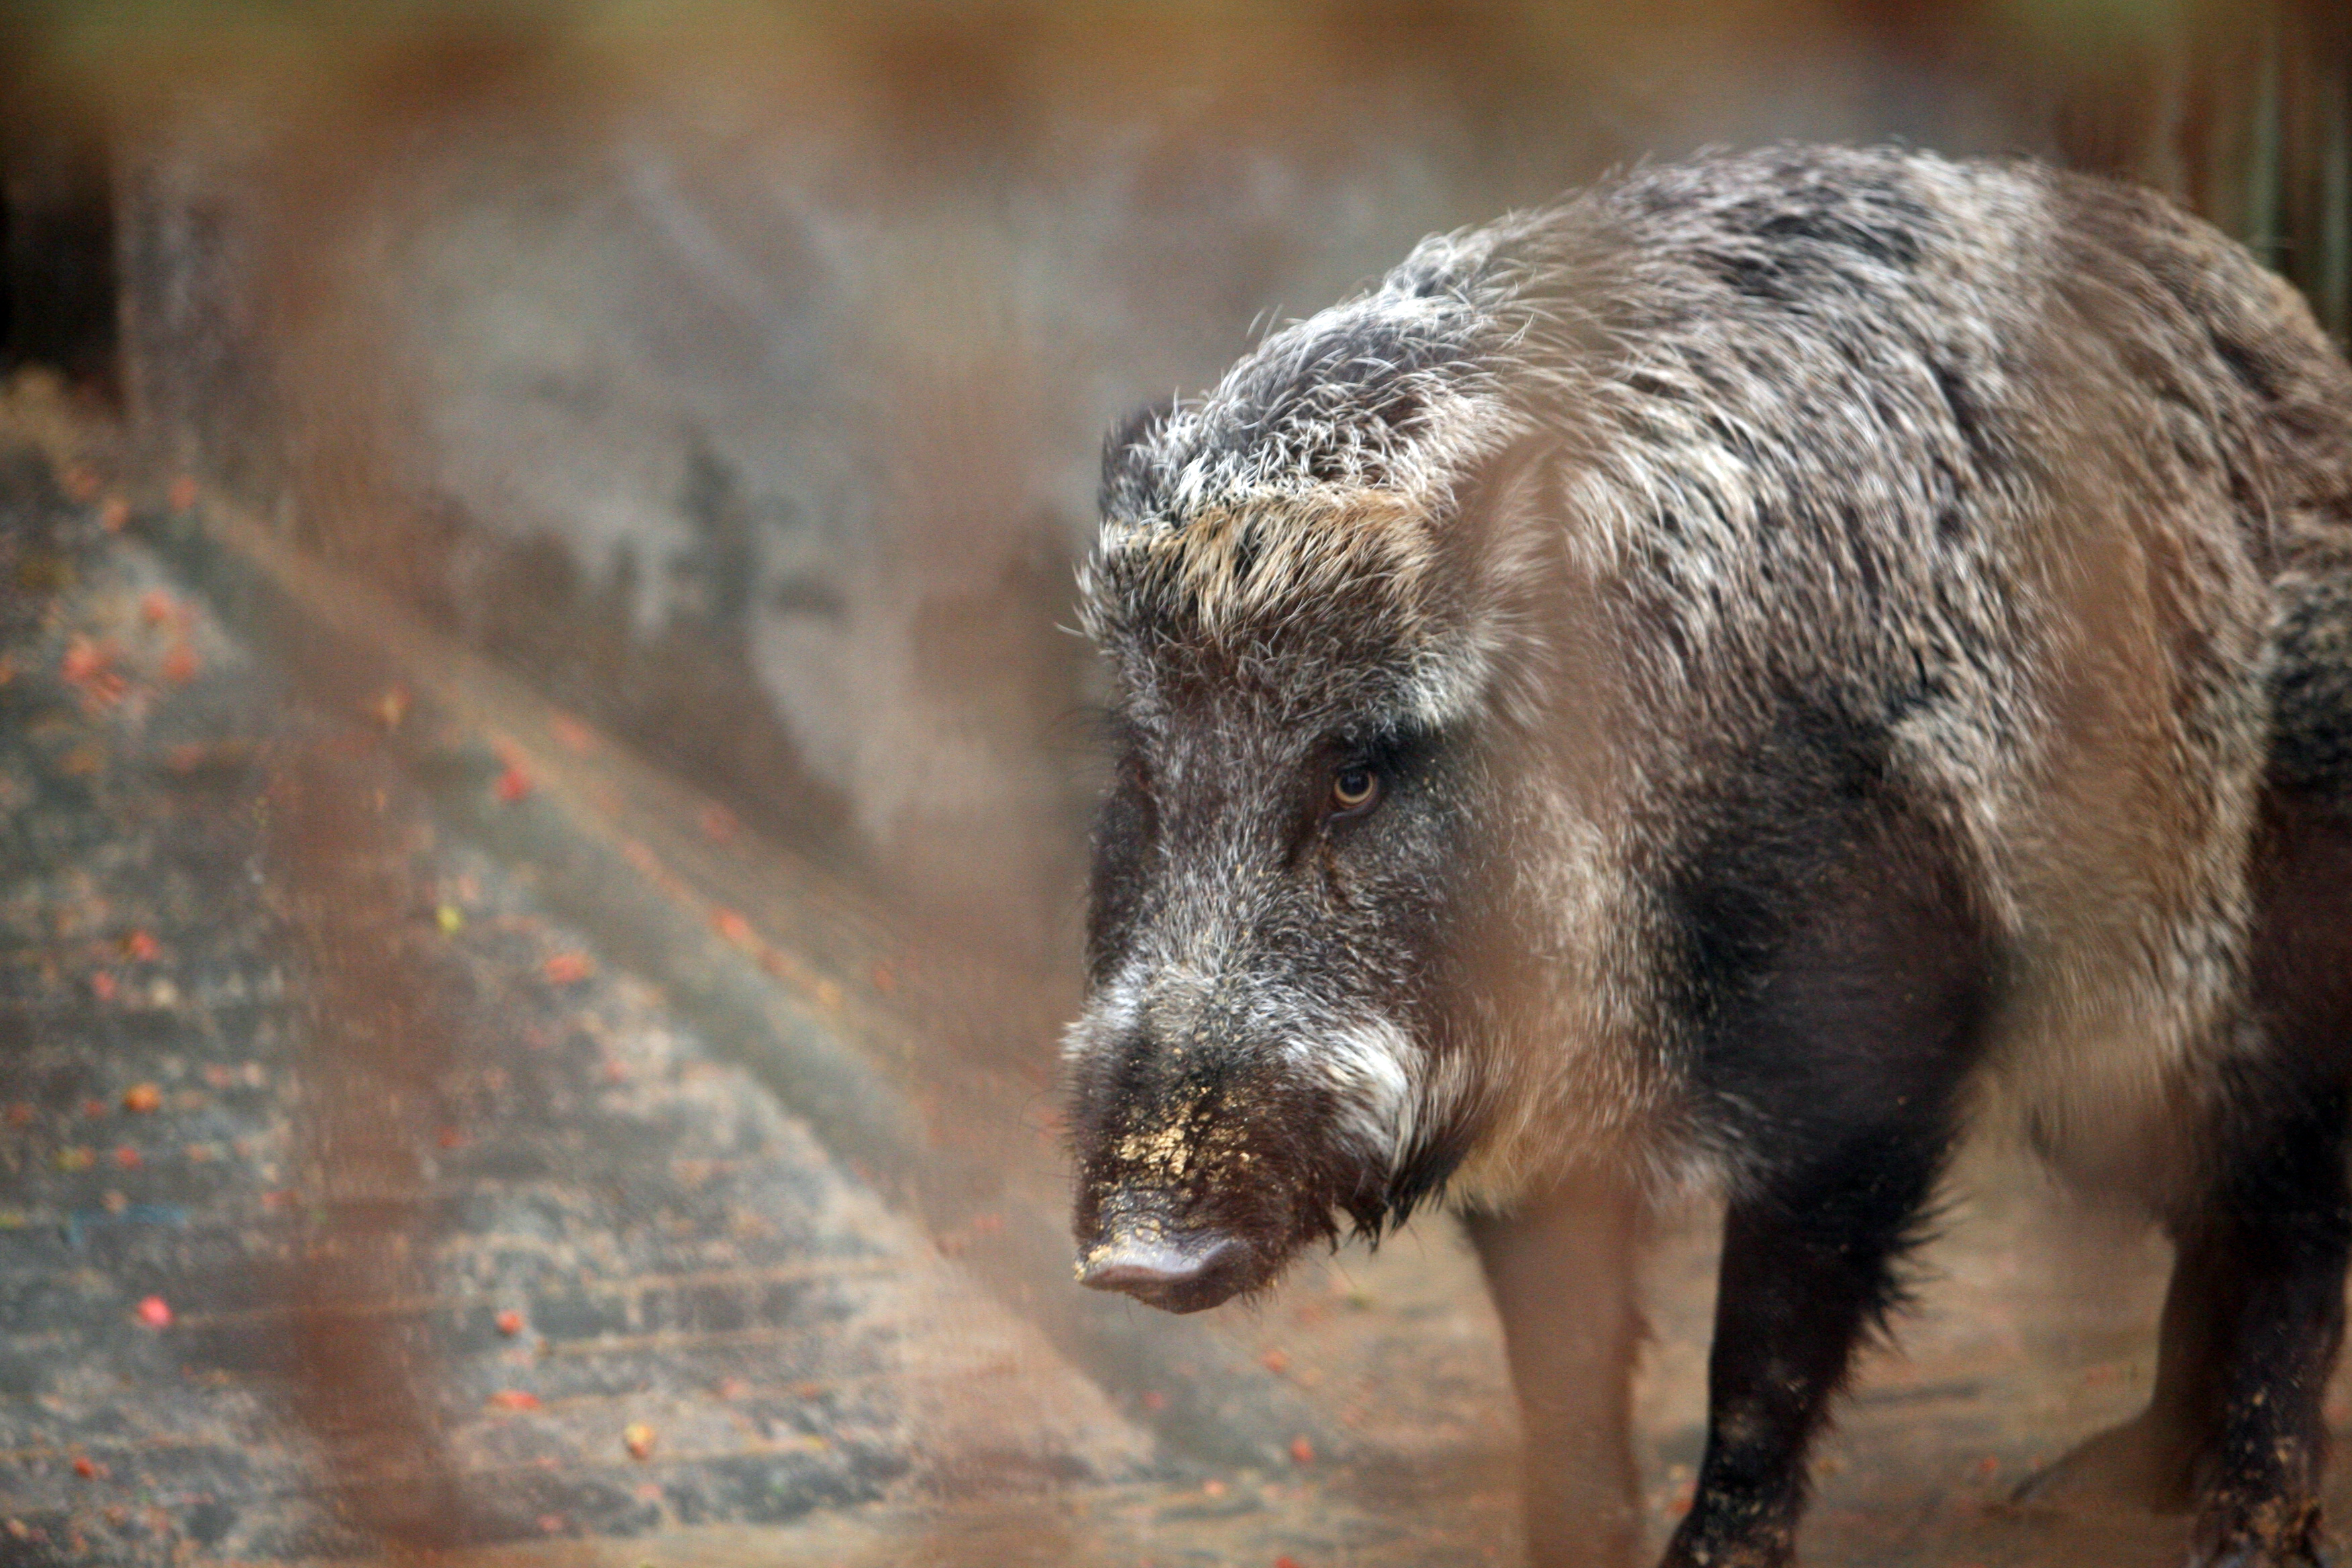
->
1330, 765, 1380, 816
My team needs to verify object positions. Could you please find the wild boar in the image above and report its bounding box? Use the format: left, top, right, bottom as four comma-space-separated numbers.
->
1063, 144, 2352, 1568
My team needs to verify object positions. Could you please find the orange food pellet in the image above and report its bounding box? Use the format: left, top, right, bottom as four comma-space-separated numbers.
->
89, 973, 117, 1003
495, 1310, 525, 1336
711, 909, 753, 946
543, 952, 592, 985
1288, 1436, 1315, 1465
139, 590, 177, 627
1260, 1349, 1289, 1375
135, 1296, 172, 1329
124, 930, 158, 963
623, 1422, 657, 1461
121, 1083, 161, 1114
72, 1455, 100, 1479
494, 765, 532, 802
489, 1389, 541, 1412
60, 636, 110, 685
113, 1146, 140, 1170
1276, 1558, 1304, 1568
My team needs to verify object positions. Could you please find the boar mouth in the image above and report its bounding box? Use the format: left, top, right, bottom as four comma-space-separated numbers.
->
1077, 1226, 1265, 1314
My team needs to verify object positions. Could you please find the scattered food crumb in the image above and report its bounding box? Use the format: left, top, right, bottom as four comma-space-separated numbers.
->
489, 1389, 542, 1412
495, 765, 533, 802
60, 636, 125, 707
135, 1296, 173, 1330
495, 1310, 526, 1336
623, 1422, 656, 1461
544, 952, 593, 984
122, 1083, 162, 1114
1288, 1436, 1314, 1465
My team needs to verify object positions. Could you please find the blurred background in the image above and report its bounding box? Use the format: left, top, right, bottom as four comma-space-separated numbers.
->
0, 3, 2347, 1565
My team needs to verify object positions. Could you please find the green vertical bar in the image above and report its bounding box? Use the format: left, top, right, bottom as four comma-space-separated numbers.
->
2320, 64, 2350, 342
2247, 7, 2282, 271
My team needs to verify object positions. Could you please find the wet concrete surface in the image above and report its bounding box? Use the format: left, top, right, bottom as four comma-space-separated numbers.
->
4, 390, 2352, 1567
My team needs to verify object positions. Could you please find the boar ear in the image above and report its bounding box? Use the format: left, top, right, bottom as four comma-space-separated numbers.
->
1440, 435, 1563, 604
1099, 395, 1177, 517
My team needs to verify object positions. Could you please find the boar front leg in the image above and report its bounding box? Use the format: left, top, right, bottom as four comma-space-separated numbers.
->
1663, 779, 1992, 1567
1467, 1175, 1647, 1568
1663, 1124, 1955, 1567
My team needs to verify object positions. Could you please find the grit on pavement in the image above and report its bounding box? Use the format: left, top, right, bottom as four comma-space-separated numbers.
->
6, 391, 2352, 1567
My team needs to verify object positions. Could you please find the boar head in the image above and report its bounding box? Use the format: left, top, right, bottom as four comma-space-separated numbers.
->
1061, 281, 1584, 1312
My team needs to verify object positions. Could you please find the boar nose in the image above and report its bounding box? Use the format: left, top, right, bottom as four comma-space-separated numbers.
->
1079, 1229, 1254, 1313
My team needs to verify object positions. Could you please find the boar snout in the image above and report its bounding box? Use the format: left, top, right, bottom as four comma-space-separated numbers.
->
1077, 1223, 1255, 1313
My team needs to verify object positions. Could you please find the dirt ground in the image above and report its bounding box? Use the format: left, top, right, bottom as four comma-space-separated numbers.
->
4, 392, 2350, 1568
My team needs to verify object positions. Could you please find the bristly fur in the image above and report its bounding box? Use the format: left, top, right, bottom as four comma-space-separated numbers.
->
1065, 142, 2352, 1564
